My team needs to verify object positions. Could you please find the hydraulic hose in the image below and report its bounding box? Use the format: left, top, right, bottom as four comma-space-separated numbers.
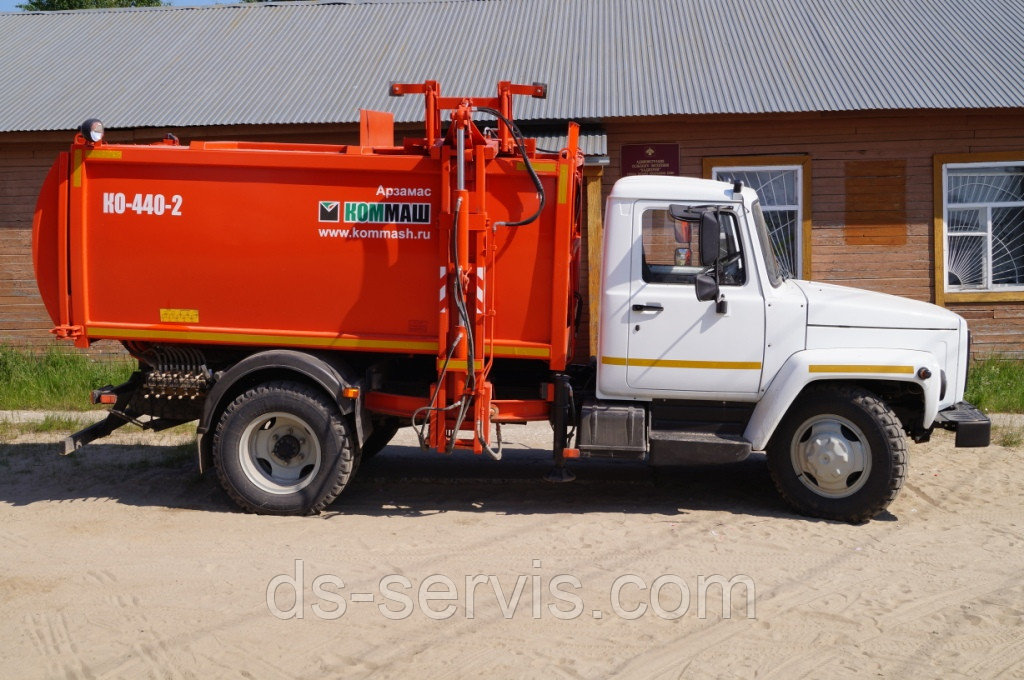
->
412, 330, 463, 449
474, 106, 545, 228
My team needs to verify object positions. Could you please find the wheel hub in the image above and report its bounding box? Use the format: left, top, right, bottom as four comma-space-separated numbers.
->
273, 434, 302, 462
805, 433, 855, 483
791, 416, 872, 498
237, 412, 322, 495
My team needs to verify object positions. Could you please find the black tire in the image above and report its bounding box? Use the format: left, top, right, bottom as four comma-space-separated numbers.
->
767, 384, 907, 523
212, 380, 357, 515
360, 418, 401, 460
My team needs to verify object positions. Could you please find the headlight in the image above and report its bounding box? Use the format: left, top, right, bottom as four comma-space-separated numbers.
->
80, 118, 104, 143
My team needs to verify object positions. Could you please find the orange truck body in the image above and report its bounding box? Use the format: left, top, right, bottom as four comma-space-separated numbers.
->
33, 82, 583, 454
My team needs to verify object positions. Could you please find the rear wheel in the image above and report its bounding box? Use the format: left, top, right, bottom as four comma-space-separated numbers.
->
213, 381, 356, 515
767, 385, 907, 523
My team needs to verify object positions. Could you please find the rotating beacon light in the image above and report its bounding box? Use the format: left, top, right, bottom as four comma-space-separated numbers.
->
80, 118, 104, 144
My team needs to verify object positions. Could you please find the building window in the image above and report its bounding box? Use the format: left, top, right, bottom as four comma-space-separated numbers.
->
704, 156, 811, 279
940, 161, 1024, 297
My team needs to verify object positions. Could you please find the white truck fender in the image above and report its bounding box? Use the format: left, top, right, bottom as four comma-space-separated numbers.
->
744, 348, 942, 451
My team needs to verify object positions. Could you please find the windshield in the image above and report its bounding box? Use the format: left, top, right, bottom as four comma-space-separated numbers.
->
752, 201, 786, 286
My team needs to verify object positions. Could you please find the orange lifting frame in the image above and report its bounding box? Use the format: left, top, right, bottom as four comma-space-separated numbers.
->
388, 81, 579, 454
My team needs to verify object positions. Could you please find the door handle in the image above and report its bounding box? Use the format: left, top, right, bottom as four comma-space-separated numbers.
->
632, 303, 664, 312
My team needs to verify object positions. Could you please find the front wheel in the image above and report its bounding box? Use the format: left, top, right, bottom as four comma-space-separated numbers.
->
213, 380, 357, 515
767, 385, 907, 523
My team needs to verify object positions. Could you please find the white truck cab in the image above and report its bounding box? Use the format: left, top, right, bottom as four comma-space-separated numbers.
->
579, 175, 988, 522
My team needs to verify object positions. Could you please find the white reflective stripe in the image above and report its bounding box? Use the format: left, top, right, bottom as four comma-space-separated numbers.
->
476, 267, 485, 313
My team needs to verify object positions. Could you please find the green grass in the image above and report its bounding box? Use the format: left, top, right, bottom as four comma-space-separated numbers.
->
993, 425, 1024, 448
0, 415, 95, 443
30, 414, 94, 432
0, 346, 135, 411
965, 356, 1024, 414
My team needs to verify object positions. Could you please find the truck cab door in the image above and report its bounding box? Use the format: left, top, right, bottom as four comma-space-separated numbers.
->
623, 202, 765, 399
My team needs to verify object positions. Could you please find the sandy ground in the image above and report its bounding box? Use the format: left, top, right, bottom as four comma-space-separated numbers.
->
0, 413, 1022, 680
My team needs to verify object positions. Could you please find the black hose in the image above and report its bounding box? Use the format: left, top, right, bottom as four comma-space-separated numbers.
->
446, 196, 476, 454
474, 107, 545, 228
412, 331, 463, 449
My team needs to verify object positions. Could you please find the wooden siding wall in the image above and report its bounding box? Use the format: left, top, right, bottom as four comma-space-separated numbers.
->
0, 134, 63, 349
597, 109, 1024, 357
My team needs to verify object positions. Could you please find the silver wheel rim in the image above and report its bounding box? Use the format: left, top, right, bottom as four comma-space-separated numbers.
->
790, 414, 871, 499
238, 412, 322, 495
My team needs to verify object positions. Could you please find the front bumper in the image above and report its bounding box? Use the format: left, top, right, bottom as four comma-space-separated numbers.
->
933, 402, 991, 447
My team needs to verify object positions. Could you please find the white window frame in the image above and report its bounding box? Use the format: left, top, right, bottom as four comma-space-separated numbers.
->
710, 163, 805, 279
942, 160, 1024, 295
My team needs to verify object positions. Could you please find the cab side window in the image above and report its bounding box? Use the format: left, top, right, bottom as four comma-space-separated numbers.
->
640, 208, 745, 286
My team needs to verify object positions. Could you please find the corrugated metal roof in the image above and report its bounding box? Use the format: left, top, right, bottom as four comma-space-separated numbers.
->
1, 0, 1023, 133
520, 125, 607, 156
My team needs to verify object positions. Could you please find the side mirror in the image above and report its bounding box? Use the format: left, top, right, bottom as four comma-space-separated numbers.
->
695, 272, 719, 302
668, 204, 702, 222
698, 212, 720, 267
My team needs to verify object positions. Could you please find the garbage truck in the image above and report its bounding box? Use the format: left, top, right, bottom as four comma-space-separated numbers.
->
31, 80, 990, 522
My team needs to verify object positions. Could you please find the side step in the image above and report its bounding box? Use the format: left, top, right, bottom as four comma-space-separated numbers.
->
648, 430, 752, 466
